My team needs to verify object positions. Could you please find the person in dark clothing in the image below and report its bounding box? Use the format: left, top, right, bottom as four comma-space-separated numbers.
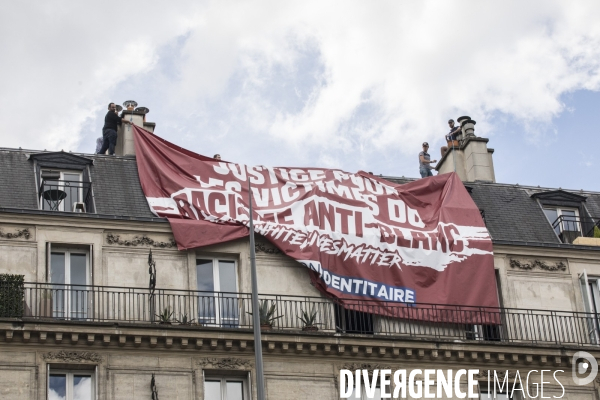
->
440, 119, 462, 157
97, 103, 131, 155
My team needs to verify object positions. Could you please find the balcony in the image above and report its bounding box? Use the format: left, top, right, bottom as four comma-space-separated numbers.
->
550, 215, 600, 244
0, 283, 598, 347
38, 179, 93, 213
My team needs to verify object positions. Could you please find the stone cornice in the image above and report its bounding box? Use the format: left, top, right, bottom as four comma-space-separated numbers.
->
0, 211, 170, 232
1, 322, 592, 369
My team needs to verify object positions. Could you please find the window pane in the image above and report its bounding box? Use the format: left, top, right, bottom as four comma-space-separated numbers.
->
197, 260, 214, 291
70, 254, 87, 285
366, 388, 382, 400
73, 375, 92, 400
543, 209, 560, 235
561, 210, 579, 231
42, 180, 60, 211
205, 381, 222, 400
226, 381, 243, 400
51, 253, 66, 284
63, 173, 81, 212
197, 260, 215, 323
49, 374, 67, 400
218, 261, 237, 293
219, 261, 238, 326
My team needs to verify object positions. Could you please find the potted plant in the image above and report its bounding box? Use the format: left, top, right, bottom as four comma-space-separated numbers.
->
156, 307, 173, 325
248, 300, 282, 331
299, 305, 320, 332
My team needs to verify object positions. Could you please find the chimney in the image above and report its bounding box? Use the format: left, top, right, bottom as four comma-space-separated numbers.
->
115, 100, 156, 156
435, 116, 496, 182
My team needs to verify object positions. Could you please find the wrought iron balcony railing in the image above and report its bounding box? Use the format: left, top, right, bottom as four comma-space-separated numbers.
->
1, 282, 599, 347
38, 179, 93, 213
550, 215, 600, 244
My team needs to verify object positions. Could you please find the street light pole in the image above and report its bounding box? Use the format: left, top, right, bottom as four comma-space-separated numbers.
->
247, 178, 265, 400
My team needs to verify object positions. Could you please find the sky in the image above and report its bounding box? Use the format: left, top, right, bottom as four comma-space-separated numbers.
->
1, 1, 599, 191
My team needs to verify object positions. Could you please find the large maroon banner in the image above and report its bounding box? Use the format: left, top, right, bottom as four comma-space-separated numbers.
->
133, 126, 499, 314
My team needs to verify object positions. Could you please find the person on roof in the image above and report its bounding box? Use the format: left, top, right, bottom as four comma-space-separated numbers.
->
214, 154, 221, 160
441, 119, 462, 157
98, 102, 132, 156
419, 142, 437, 178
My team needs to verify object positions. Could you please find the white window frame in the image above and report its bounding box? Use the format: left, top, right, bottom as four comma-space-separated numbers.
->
204, 375, 249, 400
48, 246, 92, 320
40, 170, 83, 212
48, 368, 95, 400
196, 257, 239, 327
543, 207, 581, 239
347, 385, 383, 399
580, 270, 600, 344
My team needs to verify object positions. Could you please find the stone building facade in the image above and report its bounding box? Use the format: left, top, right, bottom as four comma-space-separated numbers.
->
0, 116, 599, 399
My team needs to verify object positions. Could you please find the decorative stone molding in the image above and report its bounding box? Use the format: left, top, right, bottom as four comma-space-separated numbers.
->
0, 227, 31, 240
43, 351, 102, 363
339, 363, 393, 374
198, 357, 253, 370
509, 259, 567, 272
255, 242, 281, 255
105, 233, 176, 248
334, 363, 395, 387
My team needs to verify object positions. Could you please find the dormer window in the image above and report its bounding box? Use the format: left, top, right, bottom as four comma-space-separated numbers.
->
542, 207, 581, 243
532, 190, 599, 244
29, 152, 95, 213
40, 170, 86, 212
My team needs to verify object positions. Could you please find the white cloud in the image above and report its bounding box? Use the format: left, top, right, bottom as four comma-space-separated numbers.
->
1, 0, 600, 177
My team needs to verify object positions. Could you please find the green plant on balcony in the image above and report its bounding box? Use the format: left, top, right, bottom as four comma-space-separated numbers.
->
594, 226, 600, 238
248, 300, 282, 330
0, 274, 24, 318
298, 305, 320, 331
156, 308, 173, 325
176, 314, 195, 326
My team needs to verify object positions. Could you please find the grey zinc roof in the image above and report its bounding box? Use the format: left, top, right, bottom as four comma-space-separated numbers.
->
0, 150, 38, 209
89, 155, 154, 218
467, 183, 560, 243
0, 147, 597, 244
585, 194, 600, 218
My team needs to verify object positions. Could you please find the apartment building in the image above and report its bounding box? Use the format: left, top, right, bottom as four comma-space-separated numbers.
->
0, 111, 599, 400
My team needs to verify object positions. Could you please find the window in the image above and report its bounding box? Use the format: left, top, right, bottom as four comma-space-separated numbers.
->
50, 247, 91, 319
579, 271, 600, 344
196, 258, 238, 327
204, 376, 248, 400
31, 152, 95, 213
347, 386, 383, 399
40, 170, 85, 212
543, 207, 581, 243
48, 369, 94, 400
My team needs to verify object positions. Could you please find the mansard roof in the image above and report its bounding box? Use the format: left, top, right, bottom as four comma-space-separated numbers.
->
1, 147, 600, 246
